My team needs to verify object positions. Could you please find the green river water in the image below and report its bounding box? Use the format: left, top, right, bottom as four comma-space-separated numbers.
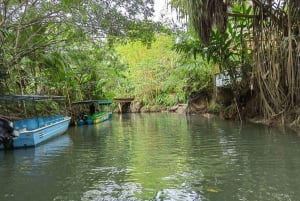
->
1, 113, 300, 201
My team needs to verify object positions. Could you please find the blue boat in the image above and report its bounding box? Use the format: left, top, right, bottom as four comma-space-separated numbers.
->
72, 100, 112, 126
0, 95, 71, 150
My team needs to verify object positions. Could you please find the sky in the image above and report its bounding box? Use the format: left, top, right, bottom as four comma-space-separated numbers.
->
153, 0, 184, 28
153, 0, 169, 21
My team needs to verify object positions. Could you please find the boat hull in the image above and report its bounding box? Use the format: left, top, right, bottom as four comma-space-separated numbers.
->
0, 117, 71, 150
77, 112, 112, 126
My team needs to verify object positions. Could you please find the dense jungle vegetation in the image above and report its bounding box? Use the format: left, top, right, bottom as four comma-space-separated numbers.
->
0, 0, 299, 126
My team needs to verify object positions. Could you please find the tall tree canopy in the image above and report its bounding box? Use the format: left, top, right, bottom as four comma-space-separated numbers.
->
172, 0, 300, 122
0, 0, 157, 95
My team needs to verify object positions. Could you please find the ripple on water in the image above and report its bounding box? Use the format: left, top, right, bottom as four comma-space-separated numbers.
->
153, 188, 202, 201
82, 181, 143, 201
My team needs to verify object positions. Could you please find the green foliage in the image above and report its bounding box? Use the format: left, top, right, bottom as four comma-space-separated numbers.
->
204, 3, 252, 91
40, 52, 74, 95
63, 42, 128, 101
116, 34, 185, 106
175, 57, 214, 96
207, 103, 223, 114
67, 0, 158, 45
174, 2, 253, 95
173, 29, 202, 59
0, 0, 254, 112
173, 29, 215, 97
0, 0, 160, 105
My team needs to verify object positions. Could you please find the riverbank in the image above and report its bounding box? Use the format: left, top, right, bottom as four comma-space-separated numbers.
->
116, 99, 300, 136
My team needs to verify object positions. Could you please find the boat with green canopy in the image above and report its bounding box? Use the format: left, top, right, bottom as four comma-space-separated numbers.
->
72, 100, 113, 126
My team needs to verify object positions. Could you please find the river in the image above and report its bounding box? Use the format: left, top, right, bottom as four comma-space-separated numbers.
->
1, 113, 300, 201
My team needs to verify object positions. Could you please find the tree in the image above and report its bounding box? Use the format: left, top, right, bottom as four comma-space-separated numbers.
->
0, 0, 158, 95
116, 34, 184, 106
171, 0, 300, 123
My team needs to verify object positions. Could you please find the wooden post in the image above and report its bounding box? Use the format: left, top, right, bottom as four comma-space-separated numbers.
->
118, 103, 122, 113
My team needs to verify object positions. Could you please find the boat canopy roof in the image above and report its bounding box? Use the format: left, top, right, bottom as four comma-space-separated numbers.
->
0, 94, 66, 101
72, 100, 113, 105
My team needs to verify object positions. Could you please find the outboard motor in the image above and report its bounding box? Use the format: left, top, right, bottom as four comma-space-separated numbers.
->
0, 117, 15, 149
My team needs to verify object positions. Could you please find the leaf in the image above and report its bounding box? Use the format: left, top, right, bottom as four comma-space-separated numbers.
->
207, 188, 220, 193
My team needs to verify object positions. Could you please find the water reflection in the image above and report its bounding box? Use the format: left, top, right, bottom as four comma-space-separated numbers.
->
185, 115, 300, 201
1, 113, 300, 201
0, 134, 72, 201
0, 134, 71, 166
82, 167, 142, 200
